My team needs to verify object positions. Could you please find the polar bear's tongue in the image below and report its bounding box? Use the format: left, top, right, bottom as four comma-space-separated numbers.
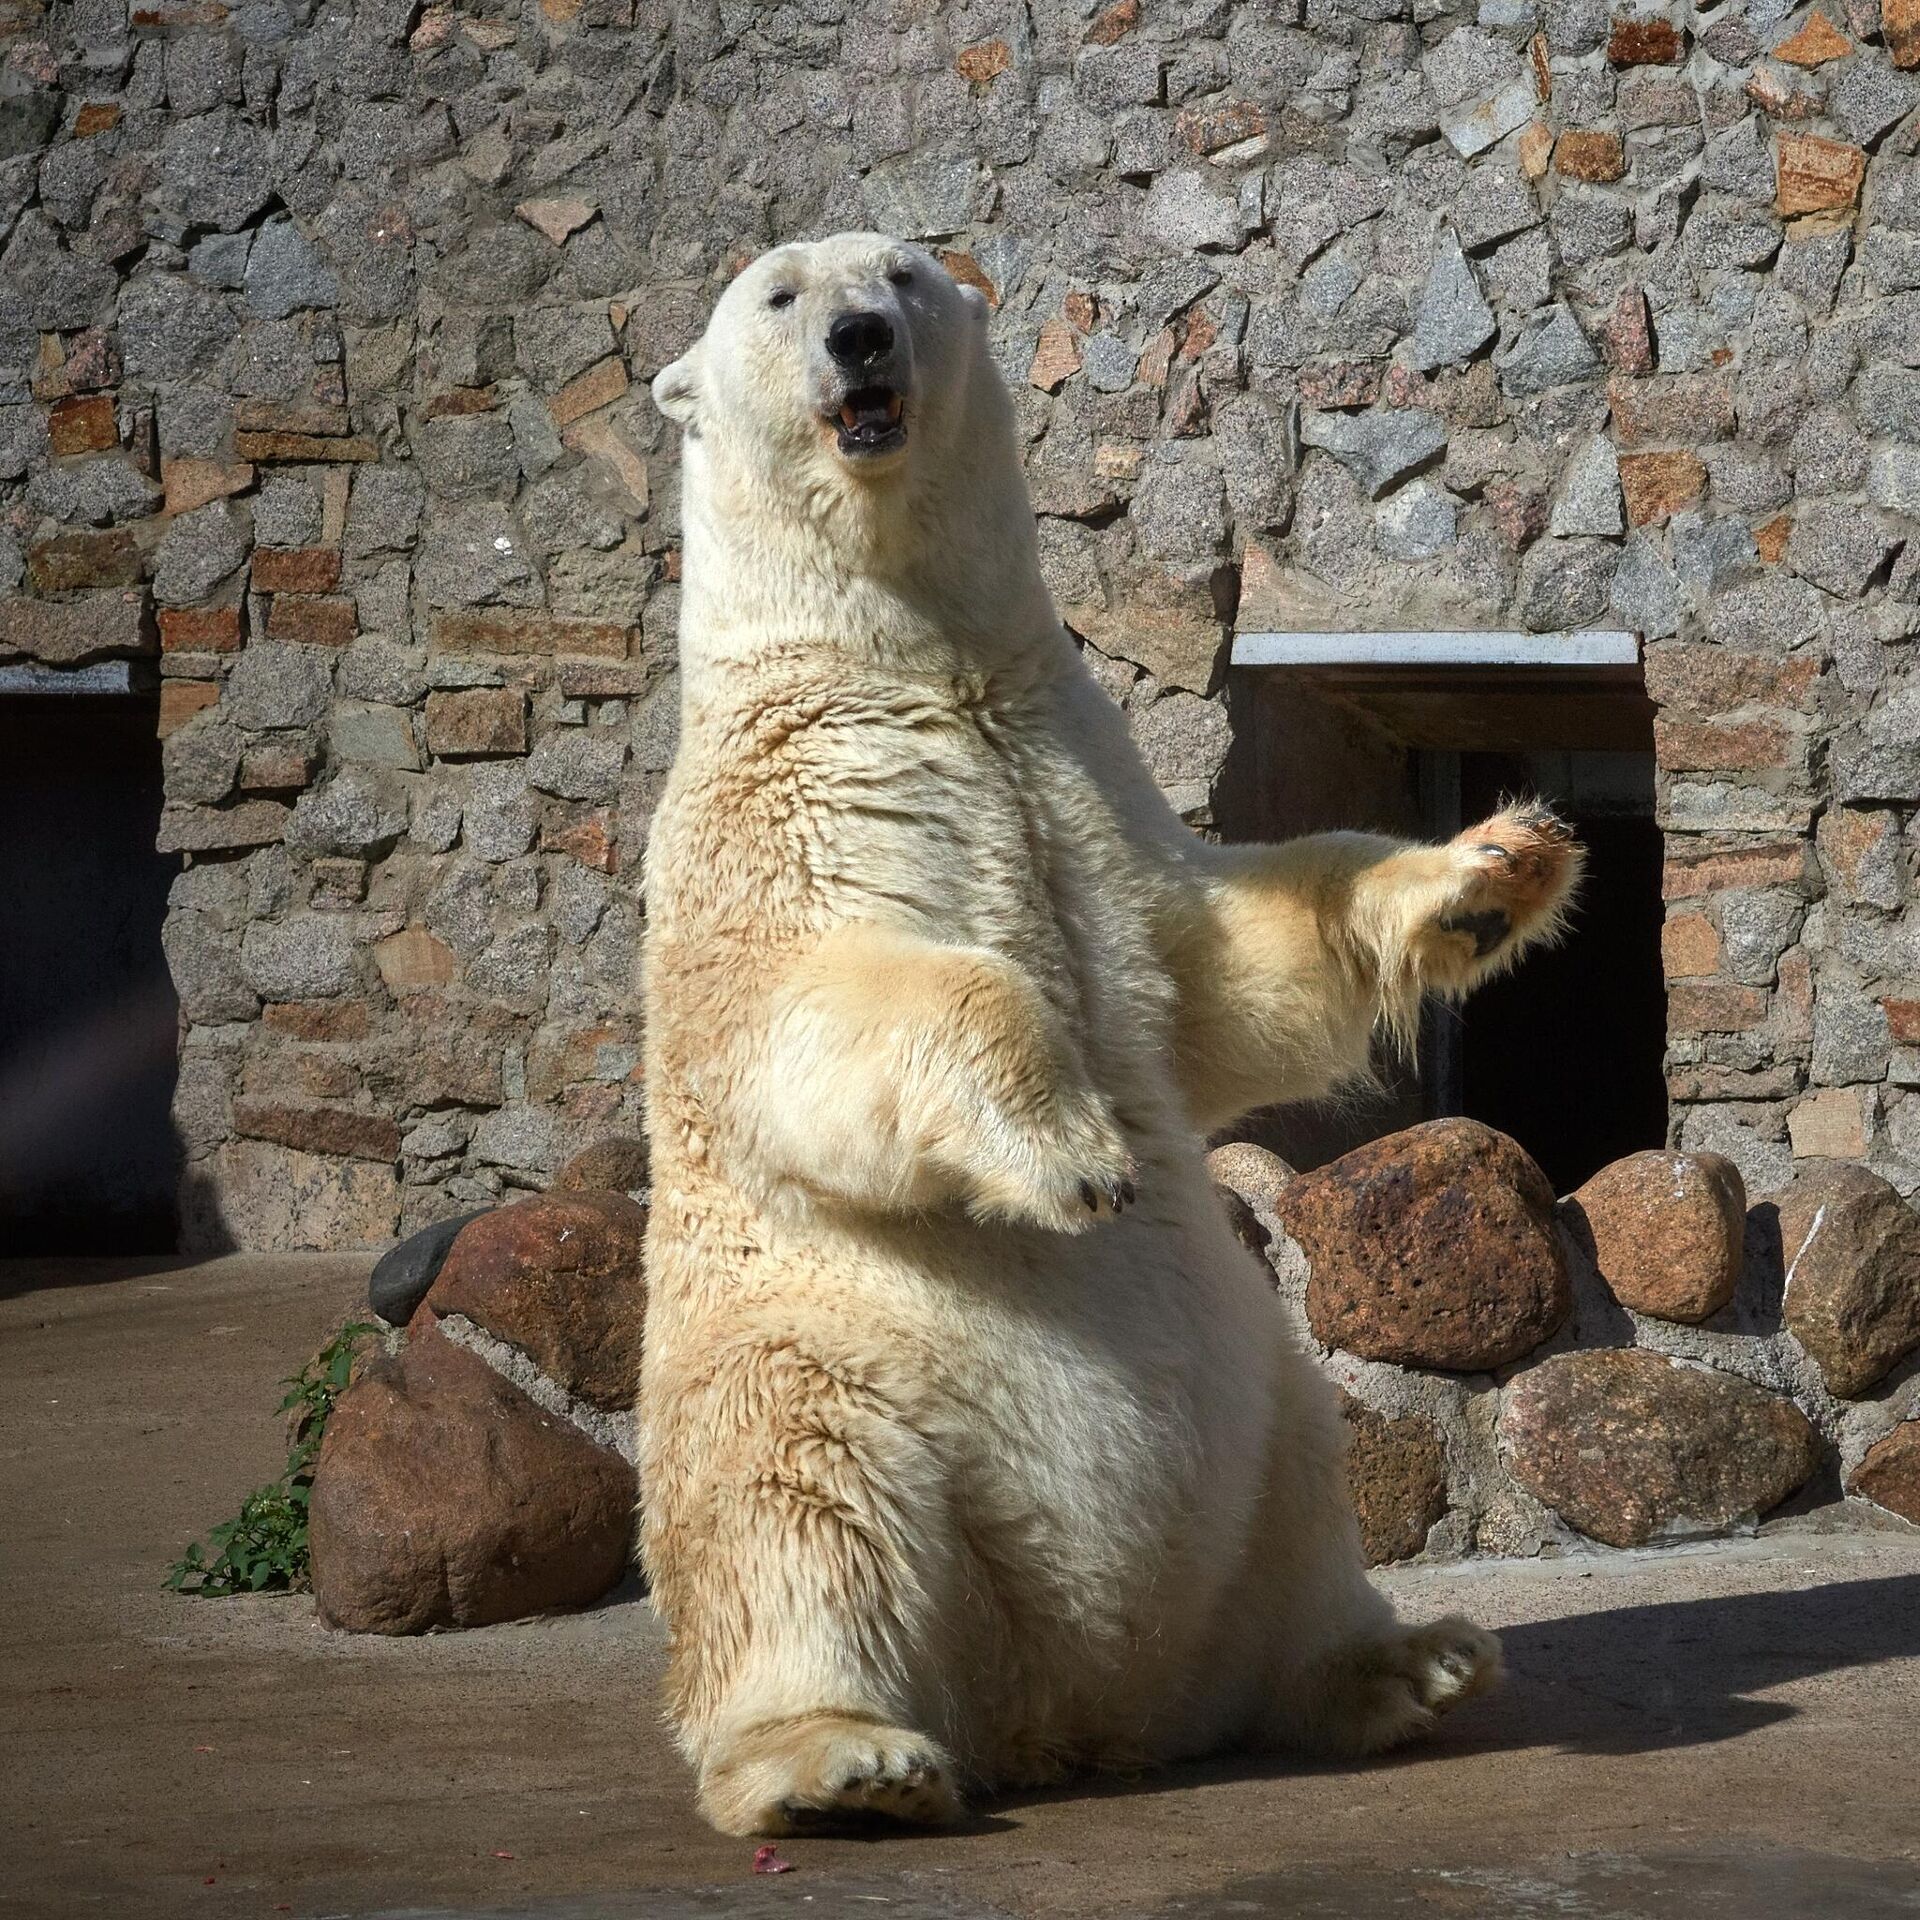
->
840, 389, 903, 430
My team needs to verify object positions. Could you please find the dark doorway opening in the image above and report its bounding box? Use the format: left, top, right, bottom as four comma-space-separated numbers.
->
0, 695, 181, 1253
1442, 750, 1669, 1195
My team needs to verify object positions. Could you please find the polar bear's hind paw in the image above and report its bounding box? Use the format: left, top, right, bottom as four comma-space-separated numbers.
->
700, 1714, 963, 1837
1315, 1615, 1503, 1758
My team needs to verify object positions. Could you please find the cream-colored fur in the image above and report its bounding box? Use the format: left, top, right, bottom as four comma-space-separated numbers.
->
641, 235, 1579, 1837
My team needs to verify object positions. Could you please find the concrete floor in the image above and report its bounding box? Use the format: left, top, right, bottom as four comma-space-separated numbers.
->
3, 1256, 1919, 1920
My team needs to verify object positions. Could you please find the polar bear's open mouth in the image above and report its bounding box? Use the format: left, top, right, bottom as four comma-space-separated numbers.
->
832, 384, 907, 457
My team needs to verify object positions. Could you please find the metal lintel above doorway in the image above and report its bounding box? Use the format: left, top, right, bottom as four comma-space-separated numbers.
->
1229, 629, 1652, 754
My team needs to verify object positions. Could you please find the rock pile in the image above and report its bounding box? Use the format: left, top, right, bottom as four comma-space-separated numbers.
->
311, 1183, 645, 1634
1213, 1118, 1920, 1562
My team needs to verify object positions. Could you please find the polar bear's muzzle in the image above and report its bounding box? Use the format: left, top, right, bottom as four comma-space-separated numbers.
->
822, 308, 909, 459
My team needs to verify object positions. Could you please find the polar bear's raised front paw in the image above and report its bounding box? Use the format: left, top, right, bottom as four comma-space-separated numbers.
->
699, 1713, 963, 1837
1420, 801, 1581, 990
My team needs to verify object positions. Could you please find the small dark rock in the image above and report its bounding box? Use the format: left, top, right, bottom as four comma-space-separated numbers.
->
368, 1209, 490, 1326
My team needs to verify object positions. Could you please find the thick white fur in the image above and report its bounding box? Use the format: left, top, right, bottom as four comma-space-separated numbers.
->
640, 235, 1577, 1837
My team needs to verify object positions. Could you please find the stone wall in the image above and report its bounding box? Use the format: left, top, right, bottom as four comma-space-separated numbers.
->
3, 0, 1919, 1246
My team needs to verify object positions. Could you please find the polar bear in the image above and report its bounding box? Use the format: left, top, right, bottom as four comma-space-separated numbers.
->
641, 233, 1578, 1837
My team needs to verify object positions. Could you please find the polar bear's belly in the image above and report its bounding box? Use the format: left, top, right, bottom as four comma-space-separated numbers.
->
764, 1168, 1281, 1765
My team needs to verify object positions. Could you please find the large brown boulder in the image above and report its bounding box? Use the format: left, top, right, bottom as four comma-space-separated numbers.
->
1340, 1394, 1450, 1566
553, 1132, 650, 1194
425, 1190, 647, 1412
310, 1324, 636, 1634
1848, 1422, 1920, 1526
1563, 1149, 1746, 1324
1276, 1118, 1570, 1371
1500, 1349, 1821, 1549
1775, 1163, 1920, 1398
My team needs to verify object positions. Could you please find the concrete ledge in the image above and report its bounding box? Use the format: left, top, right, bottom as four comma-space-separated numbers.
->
1233, 630, 1642, 669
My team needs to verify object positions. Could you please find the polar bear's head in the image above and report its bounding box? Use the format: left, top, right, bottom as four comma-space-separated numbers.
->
651, 233, 993, 493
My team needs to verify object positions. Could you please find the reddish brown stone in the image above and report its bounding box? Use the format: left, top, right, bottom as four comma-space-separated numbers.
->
252, 546, 342, 594
1644, 645, 1820, 714
1775, 1163, 1920, 1398
310, 1322, 635, 1635
1501, 1350, 1820, 1548
552, 1133, 651, 1195
156, 682, 219, 736
1531, 30, 1552, 98
1755, 513, 1793, 564
27, 528, 142, 592
427, 1191, 648, 1411
1775, 132, 1865, 215
1083, 0, 1139, 43
264, 1000, 372, 1042
1608, 16, 1685, 62
543, 809, 618, 872
268, 594, 357, 646
232, 1100, 400, 1163
158, 604, 244, 653
1772, 12, 1852, 62
162, 456, 254, 515
235, 397, 349, 436
954, 37, 1011, 84
154, 799, 290, 850
1178, 306, 1217, 361
1654, 715, 1797, 773
548, 355, 628, 426
1564, 1150, 1746, 1323
1884, 998, 1920, 1046
1485, 479, 1549, 551
1619, 449, 1705, 526
1609, 374, 1736, 446
1176, 98, 1267, 155
374, 927, 457, 993
1663, 840, 1814, 898
64, 330, 121, 391
1661, 911, 1722, 979
936, 249, 998, 306
424, 687, 528, 757
73, 101, 122, 135
1517, 119, 1554, 179
420, 385, 498, 418
1848, 1422, 1920, 1524
1667, 981, 1769, 1032
1341, 1395, 1450, 1566
1277, 1118, 1570, 1372
1668, 1063, 1803, 1102
1298, 360, 1382, 410
241, 738, 318, 792
47, 393, 118, 456
1891, 0, 1920, 66
1555, 129, 1626, 180
1028, 318, 1082, 393
429, 611, 631, 658
233, 431, 376, 462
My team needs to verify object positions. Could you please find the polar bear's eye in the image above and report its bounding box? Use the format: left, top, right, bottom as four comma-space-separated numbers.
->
888, 268, 913, 288
767, 288, 796, 311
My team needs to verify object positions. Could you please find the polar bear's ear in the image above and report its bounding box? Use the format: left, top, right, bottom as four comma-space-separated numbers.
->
651, 354, 702, 429
955, 283, 989, 324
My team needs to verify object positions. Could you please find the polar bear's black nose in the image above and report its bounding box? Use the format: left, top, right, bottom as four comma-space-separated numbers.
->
827, 310, 894, 368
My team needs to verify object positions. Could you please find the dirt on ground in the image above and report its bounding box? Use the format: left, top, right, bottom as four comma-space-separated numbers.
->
3, 1254, 1919, 1920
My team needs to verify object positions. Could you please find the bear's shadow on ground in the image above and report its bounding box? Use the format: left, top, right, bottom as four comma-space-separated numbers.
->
990, 1571, 1920, 1814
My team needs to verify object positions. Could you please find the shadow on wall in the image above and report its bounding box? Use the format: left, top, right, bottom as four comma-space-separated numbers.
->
0, 696, 184, 1255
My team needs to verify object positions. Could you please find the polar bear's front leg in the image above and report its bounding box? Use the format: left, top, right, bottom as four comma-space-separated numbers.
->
732, 923, 1135, 1232
1171, 803, 1580, 1133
